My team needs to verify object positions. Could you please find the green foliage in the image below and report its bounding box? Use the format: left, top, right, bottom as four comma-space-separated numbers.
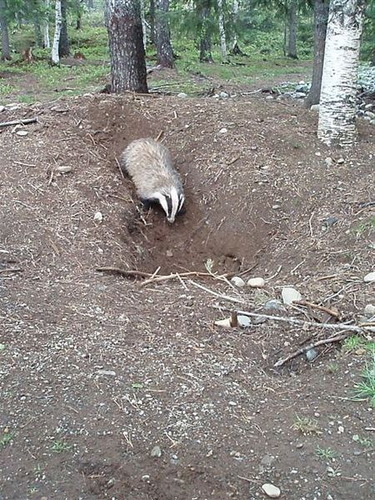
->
315, 445, 338, 461
354, 358, 375, 407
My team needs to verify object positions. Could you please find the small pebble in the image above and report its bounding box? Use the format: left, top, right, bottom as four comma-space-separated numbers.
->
96, 370, 116, 377
281, 287, 302, 305
364, 271, 375, 283
305, 348, 318, 362
94, 211, 103, 223
150, 445, 162, 458
231, 276, 245, 287
247, 277, 265, 288
261, 483, 281, 498
177, 92, 187, 98
264, 299, 283, 311
237, 315, 251, 328
218, 127, 228, 134
16, 130, 28, 136
364, 304, 375, 317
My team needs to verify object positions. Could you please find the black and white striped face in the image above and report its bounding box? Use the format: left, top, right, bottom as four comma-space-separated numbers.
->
154, 187, 185, 223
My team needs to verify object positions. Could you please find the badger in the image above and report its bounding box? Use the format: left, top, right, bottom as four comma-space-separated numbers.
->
121, 138, 185, 223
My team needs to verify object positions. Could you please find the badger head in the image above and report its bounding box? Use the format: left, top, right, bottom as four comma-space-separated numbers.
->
154, 187, 185, 223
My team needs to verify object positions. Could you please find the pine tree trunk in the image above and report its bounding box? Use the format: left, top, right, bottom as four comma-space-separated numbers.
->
105, 0, 148, 93
286, 0, 298, 59
318, 0, 366, 147
0, 0, 11, 60
155, 0, 174, 68
43, 0, 51, 48
217, 0, 227, 62
199, 4, 213, 63
59, 0, 70, 57
304, 0, 329, 108
51, 0, 62, 65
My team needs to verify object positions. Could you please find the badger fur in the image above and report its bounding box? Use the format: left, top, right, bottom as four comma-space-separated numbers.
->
121, 138, 185, 223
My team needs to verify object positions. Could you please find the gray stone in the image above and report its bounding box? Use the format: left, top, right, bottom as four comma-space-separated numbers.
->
306, 348, 318, 362
364, 272, 375, 283
237, 315, 251, 328
231, 276, 245, 287
282, 287, 302, 305
150, 445, 162, 457
264, 299, 283, 311
262, 483, 281, 498
364, 304, 375, 317
177, 92, 187, 98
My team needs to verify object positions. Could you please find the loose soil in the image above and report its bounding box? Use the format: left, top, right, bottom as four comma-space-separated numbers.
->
0, 71, 374, 500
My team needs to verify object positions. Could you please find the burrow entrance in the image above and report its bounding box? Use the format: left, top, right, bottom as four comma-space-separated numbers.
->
87, 96, 277, 275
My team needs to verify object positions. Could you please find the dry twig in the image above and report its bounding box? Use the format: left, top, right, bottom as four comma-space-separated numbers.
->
274, 332, 349, 368
294, 300, 340, 318
0, 117, 38, 128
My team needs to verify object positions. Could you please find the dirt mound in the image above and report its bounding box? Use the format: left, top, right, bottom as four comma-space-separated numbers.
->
1, 92, 374, 500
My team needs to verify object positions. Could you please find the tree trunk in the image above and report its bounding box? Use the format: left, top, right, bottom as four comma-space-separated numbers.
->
31, 0, 43, 47
304, 0, 329, 108
140, 0, 147, 50
43, 0, 51, 48
286, 0, 298, 59
149, 0, 156, 45
105, 0, 148, 93
155, 0, 174, 68
199, 3, 213, 63
0, 0, 11, 60
52, 0, 62, 65
317, 0, 366, 147
59, 0, 70, 57
217, 0, 227, 62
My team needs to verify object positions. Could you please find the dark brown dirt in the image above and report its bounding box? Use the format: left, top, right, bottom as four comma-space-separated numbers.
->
0, 82, 374, 500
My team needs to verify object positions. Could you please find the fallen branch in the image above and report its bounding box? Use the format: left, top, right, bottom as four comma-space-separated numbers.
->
213, 306, 372, 334
96, 267, 151, 278
189, 280, 245, 304
0, 268, 23, 274
294, 300, 340, 318
274, 332, 350, 368
142, 271, 229, 286
0, 117, 38, 128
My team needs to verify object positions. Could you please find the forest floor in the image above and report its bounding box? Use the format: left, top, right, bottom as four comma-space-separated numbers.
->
0, 65, 375, 500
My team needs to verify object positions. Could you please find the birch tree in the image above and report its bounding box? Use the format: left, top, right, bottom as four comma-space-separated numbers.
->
317, 0, 366, 147
217, 0, 228, 61
105, 0, 148, 93
44, 0, 51, 48
51, 0, 62, 64
0, 0, 11, 60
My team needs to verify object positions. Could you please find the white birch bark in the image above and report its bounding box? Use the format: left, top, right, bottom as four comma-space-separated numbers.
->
140, 0, 147, 52
44, 0, 51, 49
51, 0, 62, 64
217, 0, 227, 61
231, 0, 239, 51
317, 0, 365, 147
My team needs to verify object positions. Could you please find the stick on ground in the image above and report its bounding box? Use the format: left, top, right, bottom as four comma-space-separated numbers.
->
0, 117, 38, 128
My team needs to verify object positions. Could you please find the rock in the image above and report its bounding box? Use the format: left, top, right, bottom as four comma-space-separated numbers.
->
281, 287, 302, 305
261, 483, 281, 498
264, 299, 283, 311
247, 277, 265, 288
365, 103, 374, 110
56, 165, 72, 174
219, 91, 229, 98
364, 304, 375, 317
365, 111, 375, 119
325, 157, 334, 167
364, 272, 375, 283
150, 445, 162, 458
177, 92, 187, 98
16, 130, 28, 136
94, 211, 103, 223
218, 127, 228, 134
237, 315, 251, 328
305, 348, 318, 362
96, 370, 116, 377
322, 216, 339, 228
336, 157, 345, 164
266, 95, 274, 100
294, 92, 307, 99
0, 105, 5, 112
231, 276, 245, 287
310, 104, 320, 111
